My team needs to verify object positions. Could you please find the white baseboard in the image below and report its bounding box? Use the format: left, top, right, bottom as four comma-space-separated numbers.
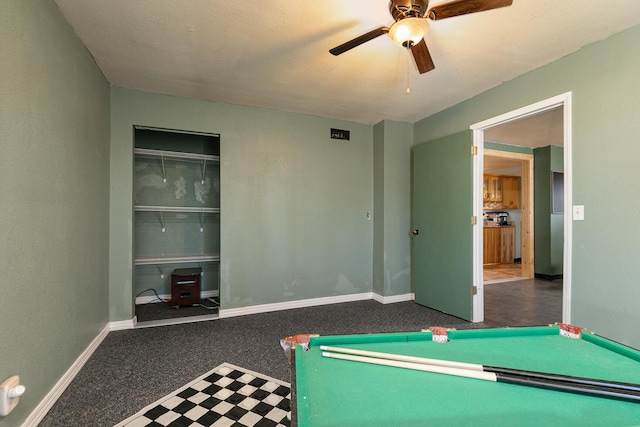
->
135, 314, 218, 329
109, 317, 137, 331
219, 292, 374, 318
372, 292, 414, 304
219, 292, 415, 318
135, 290, 219, 305
21, 324, 110, 427
137, 290, 411, 314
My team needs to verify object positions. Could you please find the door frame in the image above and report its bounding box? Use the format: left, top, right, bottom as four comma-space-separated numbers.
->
483, 149, 534, 279
470, 92, 573, 323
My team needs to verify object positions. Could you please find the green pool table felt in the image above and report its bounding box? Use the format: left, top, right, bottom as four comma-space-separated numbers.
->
293, 326, 640, 426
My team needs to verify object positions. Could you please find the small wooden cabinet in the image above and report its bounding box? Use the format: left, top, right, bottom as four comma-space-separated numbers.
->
171, 268, 202, 307
484, 226, 515, 264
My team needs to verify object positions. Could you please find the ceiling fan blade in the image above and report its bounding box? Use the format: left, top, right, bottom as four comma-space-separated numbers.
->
427, 0, 512, 21
329, 26, 389, 56
411, 38, 435, 74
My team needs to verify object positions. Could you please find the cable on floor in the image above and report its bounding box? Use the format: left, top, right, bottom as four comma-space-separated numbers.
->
198, 297, 220, 310
135, 288, 167, 305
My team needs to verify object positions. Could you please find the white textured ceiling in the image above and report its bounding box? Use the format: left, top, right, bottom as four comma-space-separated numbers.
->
485, 106, 564, 148
484, 106, 563, 172
54, 0, 640, 125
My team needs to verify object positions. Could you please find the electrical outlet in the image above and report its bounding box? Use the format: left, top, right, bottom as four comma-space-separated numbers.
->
0, 376, 25, 417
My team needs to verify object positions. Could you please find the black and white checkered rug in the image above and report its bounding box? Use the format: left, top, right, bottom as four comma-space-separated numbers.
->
114, 363, 291, 427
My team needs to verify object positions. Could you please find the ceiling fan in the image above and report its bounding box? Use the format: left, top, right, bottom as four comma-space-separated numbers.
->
330, 0, 513, 74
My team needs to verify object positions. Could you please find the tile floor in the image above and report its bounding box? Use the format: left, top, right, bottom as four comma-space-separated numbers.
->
483, 263, 525, 282
483, 263, 563, 328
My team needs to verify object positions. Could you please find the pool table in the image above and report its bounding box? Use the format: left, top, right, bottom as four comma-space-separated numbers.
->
287, 325, 640, 426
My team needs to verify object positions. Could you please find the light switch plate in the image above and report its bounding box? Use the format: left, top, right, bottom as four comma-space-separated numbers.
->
573, 205, 585, 220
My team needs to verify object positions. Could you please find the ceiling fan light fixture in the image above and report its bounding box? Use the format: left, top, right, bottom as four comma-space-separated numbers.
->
389, 17, 428, 47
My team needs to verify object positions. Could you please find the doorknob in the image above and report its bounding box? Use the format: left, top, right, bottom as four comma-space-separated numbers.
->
412, 229, 420, 235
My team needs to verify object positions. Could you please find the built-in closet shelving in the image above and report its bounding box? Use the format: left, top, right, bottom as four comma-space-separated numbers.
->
133, 127, 220, 306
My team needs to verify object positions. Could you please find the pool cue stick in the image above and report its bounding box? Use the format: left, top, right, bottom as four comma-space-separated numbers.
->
322, 351, 497, 381
321, 351, 640, 403
320, 345, 640, 395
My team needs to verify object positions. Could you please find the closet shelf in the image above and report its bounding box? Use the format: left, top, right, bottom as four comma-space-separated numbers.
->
134, 148, 220, 163
135, 205, 220, 213
134, 254, 220, 266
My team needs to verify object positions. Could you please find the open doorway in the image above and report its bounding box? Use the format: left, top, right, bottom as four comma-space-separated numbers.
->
482, 148, 561, 327
482, 150, 534, 284
470, 93, 573, 326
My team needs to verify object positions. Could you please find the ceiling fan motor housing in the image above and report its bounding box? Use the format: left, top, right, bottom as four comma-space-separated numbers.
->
389, 0, 429, 21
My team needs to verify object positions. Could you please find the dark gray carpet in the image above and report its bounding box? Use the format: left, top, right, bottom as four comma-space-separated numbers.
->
39, 300, 477, 427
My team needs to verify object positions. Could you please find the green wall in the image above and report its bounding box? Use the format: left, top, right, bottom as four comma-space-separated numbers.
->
414, 25, 640, 349
0, 0, 110, 425
373, 121, 413, 297
110, 89, 374, 320
534, 146, 564, 277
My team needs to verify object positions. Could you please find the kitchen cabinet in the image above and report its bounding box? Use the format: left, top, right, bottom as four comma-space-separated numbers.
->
483, 174, 520, 209
500, 226, 515, 263
501, 176, 520, 209
483, 227, 501, 264
483, 226, 515, 264
483, 176, 490, 202
483, 175, 502, 202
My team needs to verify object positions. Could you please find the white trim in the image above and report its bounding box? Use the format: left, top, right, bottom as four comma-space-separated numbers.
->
133, 124, 220, 138
136, 292, 414, 327
135, 314, 219, 329
135, 290, 219, 305
109, 317, 137, 331
218, 292, 373, 319
472, 134, 484, 322
134, 254, 220, 265
134, 205, 220, 213
135, 292, 415, 315
470, 93, 571, 130
561, 94, 573, 323
133, 147, 220, 163
372, 292, 414, 304
22, 325, 111, 427
470, 92, 573, 324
